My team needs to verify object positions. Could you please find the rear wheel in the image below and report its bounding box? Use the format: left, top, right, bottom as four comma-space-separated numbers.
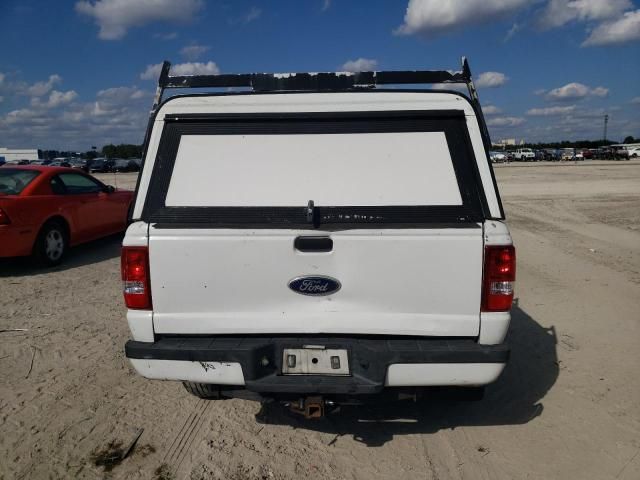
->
182, 382, 222, 399
33, 220, 68, 266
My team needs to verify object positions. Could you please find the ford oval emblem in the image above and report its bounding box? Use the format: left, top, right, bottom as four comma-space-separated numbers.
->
288, 276, 341, 296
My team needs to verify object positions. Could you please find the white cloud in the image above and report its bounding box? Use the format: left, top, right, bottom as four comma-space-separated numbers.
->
140, 61, 220, 80
31, 90, 78, 109
475, 71, 509, 88
582, 9, 640, 46
0, 96, 4, 103
180, 44, 210, 60
140, 64, 163, 80
395, 0, 532, 37
394, 0, 638, 48
546, 82, 609, 100
322, 0, 331, 12
4, 108, 44, 125
0, 82, 153, 149
97, 86, 149, 103
430, 83, 467, 92
244, 6, 262, 23
537, 0, 632, 30
590, 86, 609, 97
163, 61, 219, 76
504, 22, 521, 41
631, 96, 640, 104
75, 0, 204, 40
341, 58, 378, 72
483, 105, 502, 115
26, 74, 62, 97
0, 74, 64, 98
487, 116, 526, 127
91, 86, 150, 116
526, 105, 576, 115
432, 71, 507, 90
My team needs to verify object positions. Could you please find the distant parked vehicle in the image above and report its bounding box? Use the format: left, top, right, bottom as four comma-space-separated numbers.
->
489, 151, 507, 163
87, 158, 114, 173
596, 147, 614, 159
112, 158, 140, 172
579, 149, 593, 160
49, 161, 72, 167
534, 150, 547, 161
513, 148, 535, 161
614, 147, 630, 160
0, 157, 5, 167
69, 159, 88, 171
627, 147, 640, 158
560, 148, 575, 161
542, 149, 561, 161
0, 166, 133, 265
17, 159, 32, 165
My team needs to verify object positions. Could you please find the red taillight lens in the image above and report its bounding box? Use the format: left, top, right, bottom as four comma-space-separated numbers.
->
0, 208, 10, 225
121, 246, 152, 309
482, 245, 516, 312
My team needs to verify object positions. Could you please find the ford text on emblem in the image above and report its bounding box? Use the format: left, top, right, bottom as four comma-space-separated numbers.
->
288, 276, 341, 296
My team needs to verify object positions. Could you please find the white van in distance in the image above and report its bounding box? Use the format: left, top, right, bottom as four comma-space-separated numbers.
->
122, 59, 515, 417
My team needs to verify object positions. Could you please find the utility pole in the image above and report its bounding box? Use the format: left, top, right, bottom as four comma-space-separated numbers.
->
603, 114, 609, 143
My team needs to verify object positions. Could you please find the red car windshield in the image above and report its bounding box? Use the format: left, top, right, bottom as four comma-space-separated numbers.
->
0, 169, 40, 195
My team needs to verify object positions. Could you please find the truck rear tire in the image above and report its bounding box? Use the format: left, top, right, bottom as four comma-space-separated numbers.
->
182, 382, 221, 399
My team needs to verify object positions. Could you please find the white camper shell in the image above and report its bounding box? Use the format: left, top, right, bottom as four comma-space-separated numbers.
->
123, 60, 515, 412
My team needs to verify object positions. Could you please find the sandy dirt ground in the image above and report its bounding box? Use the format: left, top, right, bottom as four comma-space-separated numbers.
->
1, 161, 639, 480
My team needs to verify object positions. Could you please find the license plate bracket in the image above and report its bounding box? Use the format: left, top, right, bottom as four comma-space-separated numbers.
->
282, 347, 350, 375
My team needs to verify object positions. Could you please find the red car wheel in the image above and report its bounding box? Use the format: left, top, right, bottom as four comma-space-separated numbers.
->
33, 220, 68, 266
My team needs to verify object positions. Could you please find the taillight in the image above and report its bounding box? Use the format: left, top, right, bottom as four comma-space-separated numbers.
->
121, 246, 152, 309
0, 208, 10, 225
482, 245, 516, 312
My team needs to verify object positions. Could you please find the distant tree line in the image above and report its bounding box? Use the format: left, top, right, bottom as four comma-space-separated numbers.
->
101, 144, 143, 159
39, 144, 143, 160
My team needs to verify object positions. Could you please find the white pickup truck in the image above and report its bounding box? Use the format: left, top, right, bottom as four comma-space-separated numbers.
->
123, 59, 515, 416
513, 148, 535, 161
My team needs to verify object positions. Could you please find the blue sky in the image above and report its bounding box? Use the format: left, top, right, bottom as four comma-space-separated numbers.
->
0, 0, 639, 150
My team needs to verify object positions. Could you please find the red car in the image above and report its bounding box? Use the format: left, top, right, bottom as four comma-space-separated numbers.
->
0, 166, 134, 265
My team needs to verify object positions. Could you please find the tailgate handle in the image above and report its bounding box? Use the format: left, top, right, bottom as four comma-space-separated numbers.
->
294, 236, 333, 253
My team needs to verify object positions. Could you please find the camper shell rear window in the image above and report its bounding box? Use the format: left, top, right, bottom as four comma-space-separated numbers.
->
142, 110, 489, 229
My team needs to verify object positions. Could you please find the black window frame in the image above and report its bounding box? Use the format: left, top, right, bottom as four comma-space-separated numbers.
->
142, 110, 490, 229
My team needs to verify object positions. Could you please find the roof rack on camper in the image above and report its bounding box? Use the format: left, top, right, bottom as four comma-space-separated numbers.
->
143, 56, 493, 159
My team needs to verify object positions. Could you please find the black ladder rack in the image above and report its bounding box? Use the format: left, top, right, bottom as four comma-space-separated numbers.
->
149, 56, 492, 146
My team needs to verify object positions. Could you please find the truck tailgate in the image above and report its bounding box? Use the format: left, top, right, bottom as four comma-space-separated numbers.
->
149, 226, 483, 337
